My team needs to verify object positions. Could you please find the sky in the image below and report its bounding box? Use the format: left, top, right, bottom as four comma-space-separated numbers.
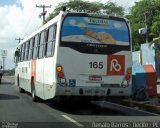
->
0, 0, 139, 69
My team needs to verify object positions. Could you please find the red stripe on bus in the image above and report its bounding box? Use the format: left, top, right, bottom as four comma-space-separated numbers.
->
31, 60, 36, 80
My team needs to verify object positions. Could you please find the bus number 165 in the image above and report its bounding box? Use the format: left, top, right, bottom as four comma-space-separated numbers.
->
89, 62, 103, 69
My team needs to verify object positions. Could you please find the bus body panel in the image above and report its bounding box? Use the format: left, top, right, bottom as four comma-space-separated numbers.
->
17, 61, 31, 93
17, 58, 56, 100
56, 47, 132, 97
43, 57, 56, 99
35, 59, 44, 98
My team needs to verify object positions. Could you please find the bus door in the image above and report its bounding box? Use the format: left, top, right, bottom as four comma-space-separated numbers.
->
43, 25, 57, 99
35, 31, 46, 99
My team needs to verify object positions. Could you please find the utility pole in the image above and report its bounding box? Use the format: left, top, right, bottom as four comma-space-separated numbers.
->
144, 11, 149, 43
36, 4, 51, 24
1, 50, 7, 71
15, 38, 23, 44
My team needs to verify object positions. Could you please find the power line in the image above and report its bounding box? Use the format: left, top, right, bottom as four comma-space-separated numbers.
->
36, 4, 51, 24
15, 38, 24, 44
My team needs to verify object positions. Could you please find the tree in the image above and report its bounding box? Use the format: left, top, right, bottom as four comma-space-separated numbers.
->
103, 2, 124, 16
128, 0, 160, 51
45, 0, 124, 23
151, 15, 160, 36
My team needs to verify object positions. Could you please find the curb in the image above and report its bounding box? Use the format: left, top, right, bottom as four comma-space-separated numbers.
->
122, 99, 160, 114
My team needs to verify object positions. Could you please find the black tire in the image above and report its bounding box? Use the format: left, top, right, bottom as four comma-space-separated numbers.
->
31, 79, 38, 102
0, 78, 1, 84
18, 76, 25, 93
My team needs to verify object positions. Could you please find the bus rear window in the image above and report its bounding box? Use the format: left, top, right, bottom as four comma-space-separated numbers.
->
61, 16, 130, 46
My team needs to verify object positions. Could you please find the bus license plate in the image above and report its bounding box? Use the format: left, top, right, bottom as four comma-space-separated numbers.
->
89, 75, 102, 81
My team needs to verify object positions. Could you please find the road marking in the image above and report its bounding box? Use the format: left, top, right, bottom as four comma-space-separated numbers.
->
62, 115, 83, 127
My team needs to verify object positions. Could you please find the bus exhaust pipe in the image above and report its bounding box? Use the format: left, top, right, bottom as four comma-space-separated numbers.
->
79, 88, 84, 95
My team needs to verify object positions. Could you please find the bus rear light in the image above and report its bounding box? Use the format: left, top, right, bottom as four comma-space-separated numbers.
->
121, 68, 131, 87
125, 74, 130, 80
57, 66, 62, 72
58, 72, 64, 78
56, 65, 67, 86
126, 67, 132, 74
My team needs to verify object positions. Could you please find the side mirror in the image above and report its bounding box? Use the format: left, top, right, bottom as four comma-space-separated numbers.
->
15, 50, 20, 57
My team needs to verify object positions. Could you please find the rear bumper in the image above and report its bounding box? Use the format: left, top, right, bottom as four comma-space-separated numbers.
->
56, 85, 132, 97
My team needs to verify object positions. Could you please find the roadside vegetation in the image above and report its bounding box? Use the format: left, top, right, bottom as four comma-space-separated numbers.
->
45, 0, 160, 54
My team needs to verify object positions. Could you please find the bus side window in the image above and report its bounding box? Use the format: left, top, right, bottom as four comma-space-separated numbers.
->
19, 45, 22, 61
38, 31, 45, 58
24, 42, 27, 61
33, 35, 39, 59
29, 37, 35, 60
45, 25, 56, 57
17, 48, 20, 62
21, 43, 26, 61
17, 48, 21, 62
21, 44, 23, 61
23, 43, 26, 61
14, 48, 20, 64
52, 25, 57, 55
25, 41, 30, 61
28, 39, 31, 60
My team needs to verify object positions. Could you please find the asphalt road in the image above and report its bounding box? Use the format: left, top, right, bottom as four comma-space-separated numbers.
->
0, 76, 160, 128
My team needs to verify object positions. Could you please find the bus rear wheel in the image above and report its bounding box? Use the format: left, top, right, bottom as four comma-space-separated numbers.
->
31, 79, 38, 102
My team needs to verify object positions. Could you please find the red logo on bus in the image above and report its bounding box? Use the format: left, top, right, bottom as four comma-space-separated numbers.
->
107, 55, 125, 75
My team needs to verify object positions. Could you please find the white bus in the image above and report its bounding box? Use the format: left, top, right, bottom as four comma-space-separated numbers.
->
14, 10, 132, 102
